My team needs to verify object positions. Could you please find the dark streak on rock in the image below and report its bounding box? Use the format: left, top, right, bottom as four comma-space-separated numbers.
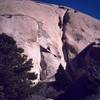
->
40, 46, 50, 53
58, 16, 63, 29
81, 28, 85, 32
40, 53, 47, 80
59, 6, 66, 10
74, 33, 83, 42
62, 11, 70, 28
1, 14, 12, 18
61, 11, 71, 64
74, 10, 78, 13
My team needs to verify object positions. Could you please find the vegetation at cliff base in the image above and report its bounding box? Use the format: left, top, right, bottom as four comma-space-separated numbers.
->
0, 33, 37, 100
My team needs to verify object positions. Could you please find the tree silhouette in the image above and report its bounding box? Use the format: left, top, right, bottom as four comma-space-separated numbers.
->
54, 64, 72, 90
0, 33, 37, 100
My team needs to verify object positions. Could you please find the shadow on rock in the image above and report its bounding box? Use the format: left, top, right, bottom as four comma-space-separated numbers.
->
53, 41, 100, 100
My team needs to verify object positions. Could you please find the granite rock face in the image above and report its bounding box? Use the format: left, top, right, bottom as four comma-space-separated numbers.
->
0, 0, 100, 86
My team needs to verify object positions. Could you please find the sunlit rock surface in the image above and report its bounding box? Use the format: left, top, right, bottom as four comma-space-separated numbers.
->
0, 0, 99, 84
0, 1, 100, 99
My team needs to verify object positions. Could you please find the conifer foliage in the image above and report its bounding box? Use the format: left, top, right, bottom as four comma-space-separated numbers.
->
0, 33, 37, 100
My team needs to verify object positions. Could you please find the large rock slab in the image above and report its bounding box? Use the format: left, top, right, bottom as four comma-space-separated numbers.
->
62, 9, 100, 60
0, 0, 66, 85
0, 0, 99, 86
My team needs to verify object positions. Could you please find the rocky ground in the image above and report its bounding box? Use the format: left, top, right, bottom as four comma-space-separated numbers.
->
0, 0, 100, 100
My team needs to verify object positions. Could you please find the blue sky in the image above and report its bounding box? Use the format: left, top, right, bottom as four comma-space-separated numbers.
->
37, 0, 100, 20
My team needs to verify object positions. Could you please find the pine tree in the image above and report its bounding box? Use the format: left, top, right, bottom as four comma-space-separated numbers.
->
0, 33, 37, 100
